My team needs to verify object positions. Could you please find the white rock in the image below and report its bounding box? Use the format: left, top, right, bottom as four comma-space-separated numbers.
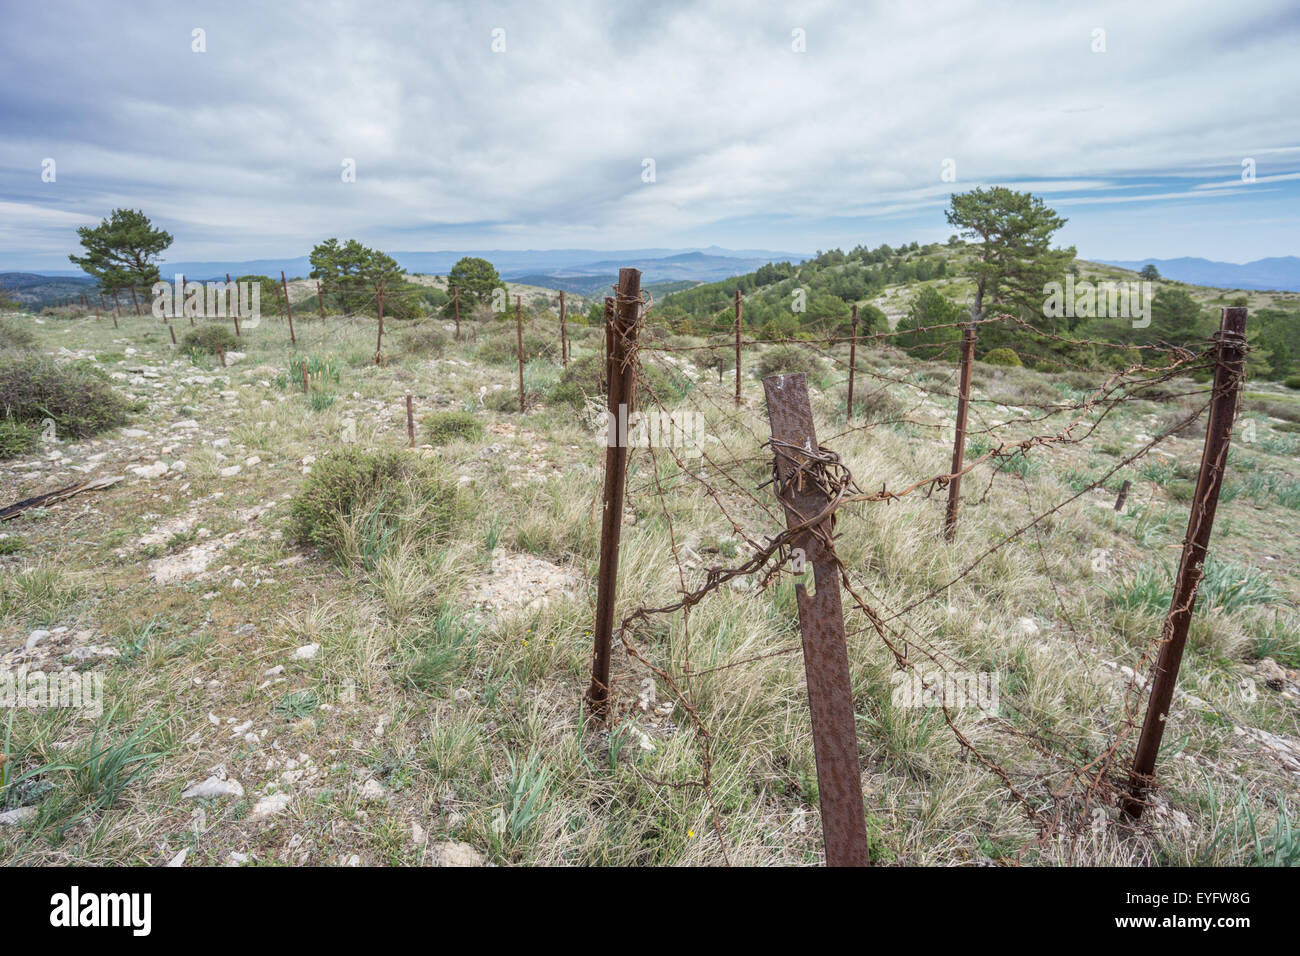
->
428, 841, 485, 867
25, 629, 52, 651
0, 807, 36, 826
250, 793, 292, 819
130, 461, 169, 480
293, 643, 320, 660
182, 776, 245, 800
1017, 617, 1040, 637
358, 778, 386, 801
219, 465, 242, 478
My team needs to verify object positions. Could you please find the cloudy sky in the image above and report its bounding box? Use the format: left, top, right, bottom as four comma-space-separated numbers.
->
1, 0, 1298, 271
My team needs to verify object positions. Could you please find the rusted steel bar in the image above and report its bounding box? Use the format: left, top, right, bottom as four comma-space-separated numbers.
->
515, 295, 526, 413
169, 324, 176, 346
452, 284, 460, 343
943, 323, 977, 540
734, 289, 742, 407
587, 269, 642, 718
847, 304, 858, 419
374, 283, 385, 365
227, 273, 240, 338
763, 371, 870, 867
559, 290, 568, 367
406, 394, 415, 447
1114, 479, 1132, 512
1123, 307, 1248, 820
281, 271, 296, 346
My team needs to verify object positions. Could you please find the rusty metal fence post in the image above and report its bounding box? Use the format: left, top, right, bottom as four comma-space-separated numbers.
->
559, 289, 568, 367
515, 294, 526, 414
587, 269, 642, 717
763, 372, 870, 866
374, 283, 385, 365
1114, 479, 1132, 512
943, 323, 977, 540
406, 394, 415, 448
281, 270, 296, 346
847, 304, 858, 419
1122, 308, 1247, 820
227, 273, 240, 338
734, 289, 743, 407
452, 284, 460, 344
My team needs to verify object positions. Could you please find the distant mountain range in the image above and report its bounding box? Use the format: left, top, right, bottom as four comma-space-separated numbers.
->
1097, 256, 1300, 292
10, 246, 804, 285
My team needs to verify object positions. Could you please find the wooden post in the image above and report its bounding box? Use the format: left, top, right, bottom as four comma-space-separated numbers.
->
169, 324, 177, 347
846, 304, 859, 419
218, 345, 226, 368
559, 290, 568, 367
515, 295, 526, 414
406, 394, 415, 448
374, 283, 385, 365
452, 284, 460, 344
943, 323, 977, 540
764, 371, 871, 866
734, 289, 743, 407
281, 271, 296, 346
1122, 308, 1248, 820
587, 269, 642, 717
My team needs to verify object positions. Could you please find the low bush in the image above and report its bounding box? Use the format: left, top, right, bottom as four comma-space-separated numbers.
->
0, 353, 131, 456
424, 410, 484, 446
288, 447, 460, 566
755, 344, 820, 379
402, 324, 449, 356
981, 347, 1022, 367
0, 319, 37, 350
476, 325, 559, 365
181, 323, 238, 355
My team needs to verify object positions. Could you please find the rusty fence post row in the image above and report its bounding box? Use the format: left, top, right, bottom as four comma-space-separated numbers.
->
587, 269, 642, 717
1114, 479, 1132, 512
943, 322, 977, 540
1122, 307, 1248, 820
763, 371, 870, 866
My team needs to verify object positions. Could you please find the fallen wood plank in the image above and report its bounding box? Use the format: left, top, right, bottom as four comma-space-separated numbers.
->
0, 474, 124, 521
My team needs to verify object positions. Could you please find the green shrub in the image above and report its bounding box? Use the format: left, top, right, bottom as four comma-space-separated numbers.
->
402, 324, 449, 356
982, 348, 1023, 367
0, 353, 131, 452
0, 319, 37, 350
0, 419, 38, 459
0, 534, 26, 555
756, 344, 820, 379
476, 325, 559, 365
424, 410, 483, 446
288, 447, 460, 565
547, 350, 692, 411
181, 323, 238, 355
1284, 375, 1300, 390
